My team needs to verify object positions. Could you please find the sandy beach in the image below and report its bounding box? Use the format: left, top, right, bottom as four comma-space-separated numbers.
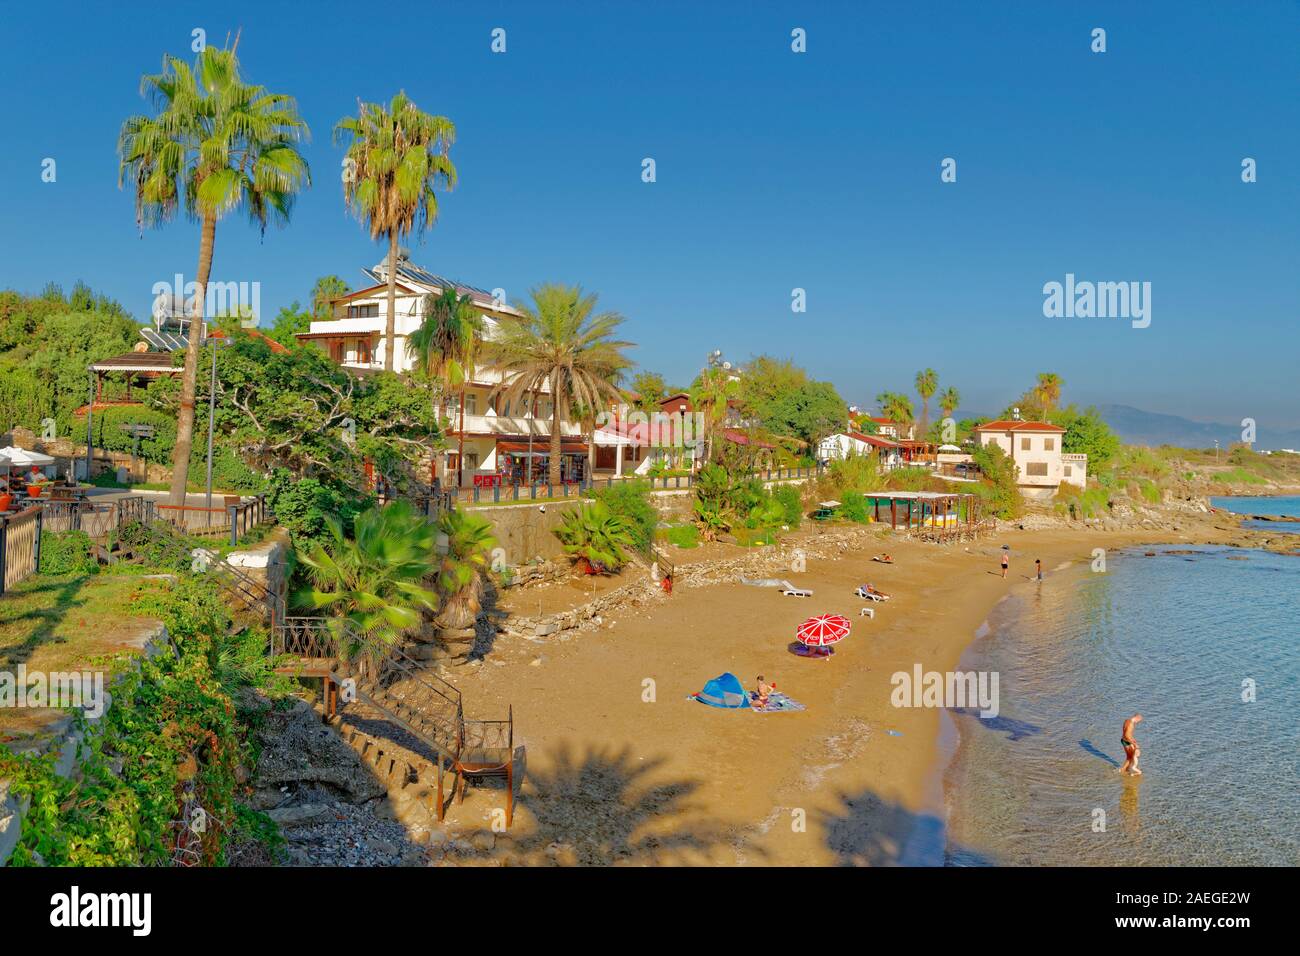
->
439, 514, 1261, 865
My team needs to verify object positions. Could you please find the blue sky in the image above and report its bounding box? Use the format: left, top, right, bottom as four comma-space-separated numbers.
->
1, 1, 1297, 426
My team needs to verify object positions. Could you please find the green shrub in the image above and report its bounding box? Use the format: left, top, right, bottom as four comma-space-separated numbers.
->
554, 500, 638, 572
38, 529, 99, 575
772, 484, 803, 527
971, 443, 1023, 520
267, 469, 369, 545
590, 479, 657, 555
839, 491, 873, 523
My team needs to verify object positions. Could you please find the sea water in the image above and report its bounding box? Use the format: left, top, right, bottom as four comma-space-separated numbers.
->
943, 545, 1298, 866
1212, 494, 1300, 534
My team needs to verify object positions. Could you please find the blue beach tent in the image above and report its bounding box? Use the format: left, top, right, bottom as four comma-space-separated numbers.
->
694, 672, 750, 709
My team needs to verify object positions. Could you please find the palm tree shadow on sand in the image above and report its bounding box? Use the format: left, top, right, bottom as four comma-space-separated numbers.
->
819, 789, 994, 866
506, 742, 757, 865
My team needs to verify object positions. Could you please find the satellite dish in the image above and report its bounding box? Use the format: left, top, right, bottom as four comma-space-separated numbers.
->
1012, 406, 1021, 420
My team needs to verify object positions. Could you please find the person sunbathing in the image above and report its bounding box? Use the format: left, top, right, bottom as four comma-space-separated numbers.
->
874, 554, 894, 564
864, 583, 891, 598
754, 676, 776, 707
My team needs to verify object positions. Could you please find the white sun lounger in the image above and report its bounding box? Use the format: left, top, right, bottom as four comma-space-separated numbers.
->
781, 587, 813, 598
854, 586, 890, 602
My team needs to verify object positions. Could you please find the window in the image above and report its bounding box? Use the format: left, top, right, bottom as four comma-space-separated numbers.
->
1064, 465, 1072, 476
464, 393, 478, 415
1026, 462, 1048, 477
1021, 436, 1032, 451
1044, 437, 1055, 451
346, 303, 379, 318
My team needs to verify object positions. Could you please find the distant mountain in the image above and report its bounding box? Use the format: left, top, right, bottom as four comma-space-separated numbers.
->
1097, 404, 1300, 451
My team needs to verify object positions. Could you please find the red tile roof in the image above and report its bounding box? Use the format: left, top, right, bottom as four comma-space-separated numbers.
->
973, 419, 1065, 433
847, 430, 901, 449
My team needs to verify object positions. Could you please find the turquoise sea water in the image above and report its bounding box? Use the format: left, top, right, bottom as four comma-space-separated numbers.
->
1212, 494, 1300, 533
943, 545, 1299, 866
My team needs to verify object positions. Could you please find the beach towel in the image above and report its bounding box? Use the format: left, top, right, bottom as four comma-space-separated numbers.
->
749, 691, 806, 714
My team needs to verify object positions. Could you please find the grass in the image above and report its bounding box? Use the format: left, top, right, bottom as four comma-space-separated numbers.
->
659, 523, 700, 549
0, 573, 164, 674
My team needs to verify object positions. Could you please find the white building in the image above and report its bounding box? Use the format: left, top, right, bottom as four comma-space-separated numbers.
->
298, 260, 600, 486
972, 419, 1087, 499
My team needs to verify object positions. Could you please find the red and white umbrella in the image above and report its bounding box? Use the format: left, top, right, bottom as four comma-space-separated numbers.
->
796, 613, 851, 647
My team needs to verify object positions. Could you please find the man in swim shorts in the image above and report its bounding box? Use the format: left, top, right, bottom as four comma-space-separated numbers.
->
1119, 713, 1143, 775
1001, 551, 1009, 578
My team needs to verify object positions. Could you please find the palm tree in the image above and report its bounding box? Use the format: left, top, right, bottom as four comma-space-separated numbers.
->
335, 92, 456, 372
691, 366, 736, 464
938, 386, 962, 432
406, 286, 484, 486
431, 509, 496, 634
915, 368, 938, 438
875, 391, 914, 433
1035, 372, 1063, 415
119, 41, 310, 506
489, 284, 633, 488
294, 501, 439, 663
311, 275, 351, 320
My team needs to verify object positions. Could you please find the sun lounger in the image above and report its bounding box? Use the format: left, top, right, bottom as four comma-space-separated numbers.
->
854, 586, 888, 602
781, 587, 813, 598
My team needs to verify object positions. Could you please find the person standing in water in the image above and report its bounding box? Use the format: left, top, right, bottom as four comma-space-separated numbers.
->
1035, 558, 1043, 581
1000, 551, 1009, 578
1119, 713, 1143, 775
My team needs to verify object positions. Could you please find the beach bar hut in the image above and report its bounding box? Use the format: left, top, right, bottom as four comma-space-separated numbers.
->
863, 490, 984, 541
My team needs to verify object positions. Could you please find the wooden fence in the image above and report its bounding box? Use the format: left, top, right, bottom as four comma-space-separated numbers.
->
0, 507, 42, 594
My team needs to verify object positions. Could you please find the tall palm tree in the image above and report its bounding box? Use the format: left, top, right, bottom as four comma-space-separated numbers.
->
489, 284, 633, 488
119, 41, 310, 506
914, 368, 938, 438
691, 366, 736, 464
939, 385, 961, 420
406, 286, 484, 486
1035, 372, 1063, 415
335, 92, 456, 371
295, 501, 439, 664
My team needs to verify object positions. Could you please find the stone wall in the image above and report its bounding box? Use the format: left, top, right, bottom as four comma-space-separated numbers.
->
467, 499, 584, 565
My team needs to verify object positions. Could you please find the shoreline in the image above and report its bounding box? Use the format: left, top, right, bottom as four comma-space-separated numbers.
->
440, 507, 1276, 865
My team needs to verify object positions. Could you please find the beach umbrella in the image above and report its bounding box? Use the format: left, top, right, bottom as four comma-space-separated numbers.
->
796, 613, 851, 647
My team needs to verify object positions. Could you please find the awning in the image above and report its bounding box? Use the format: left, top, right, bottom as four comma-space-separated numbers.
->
496, 439, 588, 455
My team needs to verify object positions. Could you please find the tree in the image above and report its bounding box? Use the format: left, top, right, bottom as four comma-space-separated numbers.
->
1055, 405, 1120, 470
971, 442, 1023, 519
311, 275, 351, 320
630, 371, 666, 411
335, 93, 456, 372
915, 368, 938, 437
489, 284, 633, 487
431, 509, 496, 632
759, 380, 846, 449
294, 501, 439, 663
406, 286, 484, 486
738, 355, 808, 421
119, 41, 311, 506
938, 385, 961, 420
267, 301, 312, 348
691, 366, 737, 464
875, 391, 914, 431
1035, 372, 1063, 415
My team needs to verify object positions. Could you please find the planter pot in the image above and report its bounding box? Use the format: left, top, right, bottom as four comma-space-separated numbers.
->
0, 494, 12, 512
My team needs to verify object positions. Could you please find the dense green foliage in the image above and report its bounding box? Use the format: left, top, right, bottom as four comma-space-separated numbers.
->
0, 577, 287, 866
37, 530, 100, 576
554, 500, 638, 572
589, 479, 657, 555
970, 442, 1023, 519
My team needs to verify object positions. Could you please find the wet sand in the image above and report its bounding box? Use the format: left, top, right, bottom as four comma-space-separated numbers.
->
448, 519, 1251, 865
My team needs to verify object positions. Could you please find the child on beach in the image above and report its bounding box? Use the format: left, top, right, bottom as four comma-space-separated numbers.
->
1035, 559, 1043, 581
1119, 713, 1143, 775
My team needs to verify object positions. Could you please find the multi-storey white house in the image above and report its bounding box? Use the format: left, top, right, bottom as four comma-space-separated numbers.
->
973, 418, 1087, 498
298, 260, 601, 486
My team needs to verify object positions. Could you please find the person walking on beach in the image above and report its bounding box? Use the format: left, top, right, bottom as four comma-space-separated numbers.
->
1000, 551, 1009, 578
1119, 713, 1143, 775
1035, 558, 1043, 581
